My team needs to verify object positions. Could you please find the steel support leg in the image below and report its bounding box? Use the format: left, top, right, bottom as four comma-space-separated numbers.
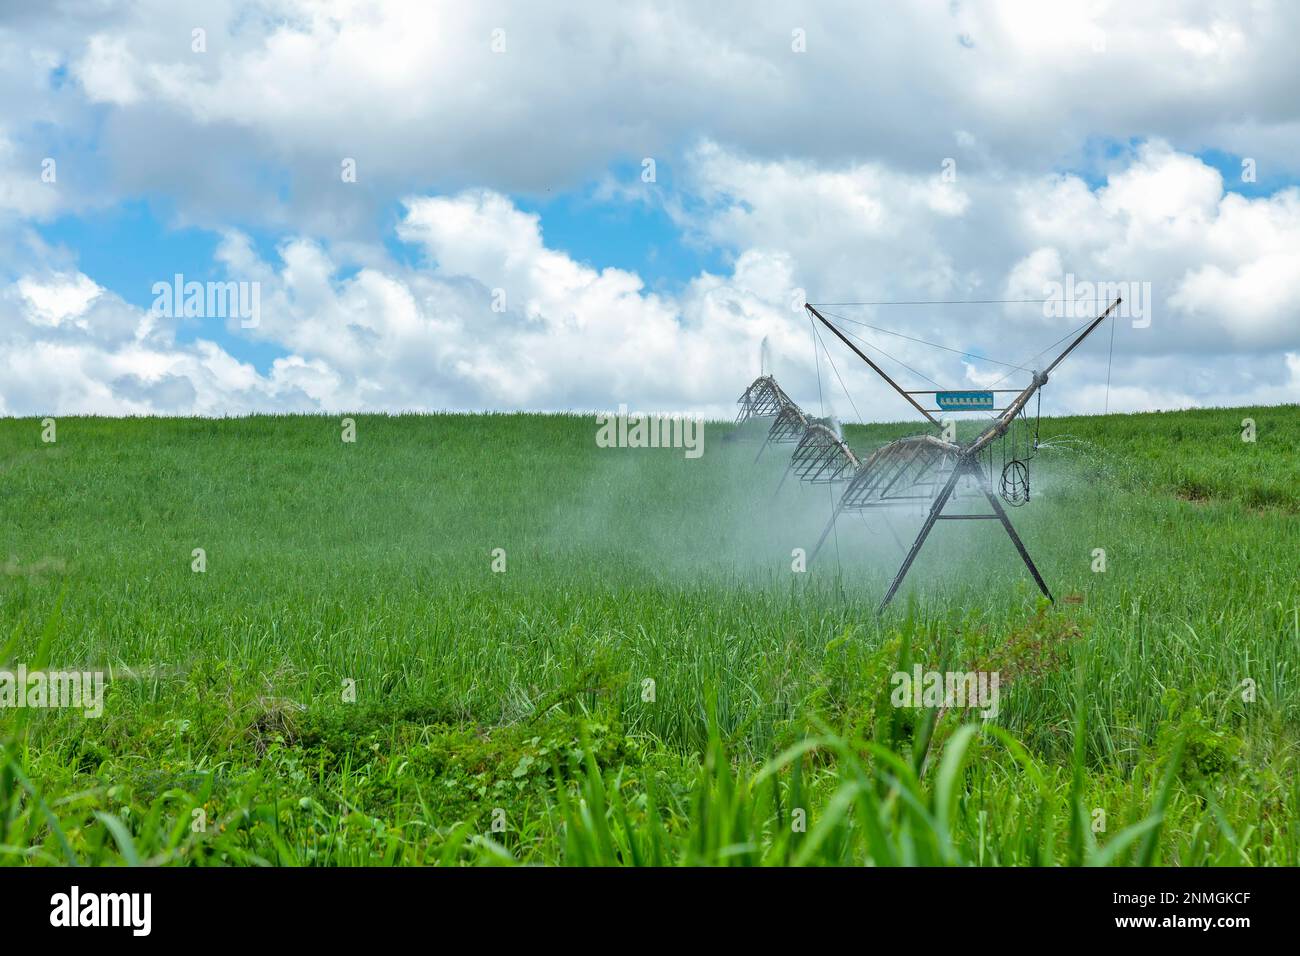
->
878, 456, 1054, 612
773, 457, 796, 496
981, 484, 1053, 602
878, 461, 965, 612
807, 501, 844, 566
880, 510, 907, 551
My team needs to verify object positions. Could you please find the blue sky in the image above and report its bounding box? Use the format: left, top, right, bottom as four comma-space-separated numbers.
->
30, 141, 1289, 380
37, 201, 286, 370
33, 159, 742, 376
1061, 137, 1289, 197
2, 2, 1299, 417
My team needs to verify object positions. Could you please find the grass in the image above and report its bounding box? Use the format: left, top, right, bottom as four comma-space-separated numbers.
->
0, 403, 1297, 865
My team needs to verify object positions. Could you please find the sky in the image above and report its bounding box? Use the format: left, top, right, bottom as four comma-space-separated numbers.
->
1, 0, 1298, 420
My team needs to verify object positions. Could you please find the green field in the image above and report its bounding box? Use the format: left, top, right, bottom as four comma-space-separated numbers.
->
1, 405, 1298, 865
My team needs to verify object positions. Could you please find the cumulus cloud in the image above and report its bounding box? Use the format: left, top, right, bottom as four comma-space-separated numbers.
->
1, 140, 1298, 419
0, 2, 1297, 418
16, 272, 100, 327
0, 0, 1287, 231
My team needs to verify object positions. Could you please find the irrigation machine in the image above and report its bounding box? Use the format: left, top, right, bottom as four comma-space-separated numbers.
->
735, 296, 1123, 612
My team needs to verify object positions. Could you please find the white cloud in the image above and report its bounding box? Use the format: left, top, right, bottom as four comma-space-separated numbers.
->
1, 141, 1297, 419
16, 272, 101, 327
0, 3, 1297, 418
75, 34, 144, 106
0, 0, 1285, 230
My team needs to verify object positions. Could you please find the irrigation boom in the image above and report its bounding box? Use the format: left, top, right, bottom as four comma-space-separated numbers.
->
738, 296, 1123, 612
966, 296, 1122, 457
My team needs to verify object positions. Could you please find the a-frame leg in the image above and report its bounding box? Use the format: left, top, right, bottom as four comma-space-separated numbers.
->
810, 498, 907, 569
878, 456, 1054, 612
807, 501, 842, 566
880, 510, 907, 551
878, 460, 965, 612
980, 484, 1053, 602
773, 457, 796, 497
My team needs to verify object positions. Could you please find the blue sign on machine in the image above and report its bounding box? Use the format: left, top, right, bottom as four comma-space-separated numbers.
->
935, 391, 995, 410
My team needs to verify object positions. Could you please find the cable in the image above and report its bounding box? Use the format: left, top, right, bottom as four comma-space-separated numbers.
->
1034, 389, 1041, 453
987, 314, 1099, 388
1104, 312, 1117, 414
818, 309, 1029, 372
823, 319, 944, 390
810, 298, 1050, 306
807, 313, 825, 418
806, 314, 842, 575
809, 319, 866, 423
809, 297, 1130, 306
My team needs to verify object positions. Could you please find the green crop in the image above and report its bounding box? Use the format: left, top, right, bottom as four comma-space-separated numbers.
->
0, 405, 1296, 865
